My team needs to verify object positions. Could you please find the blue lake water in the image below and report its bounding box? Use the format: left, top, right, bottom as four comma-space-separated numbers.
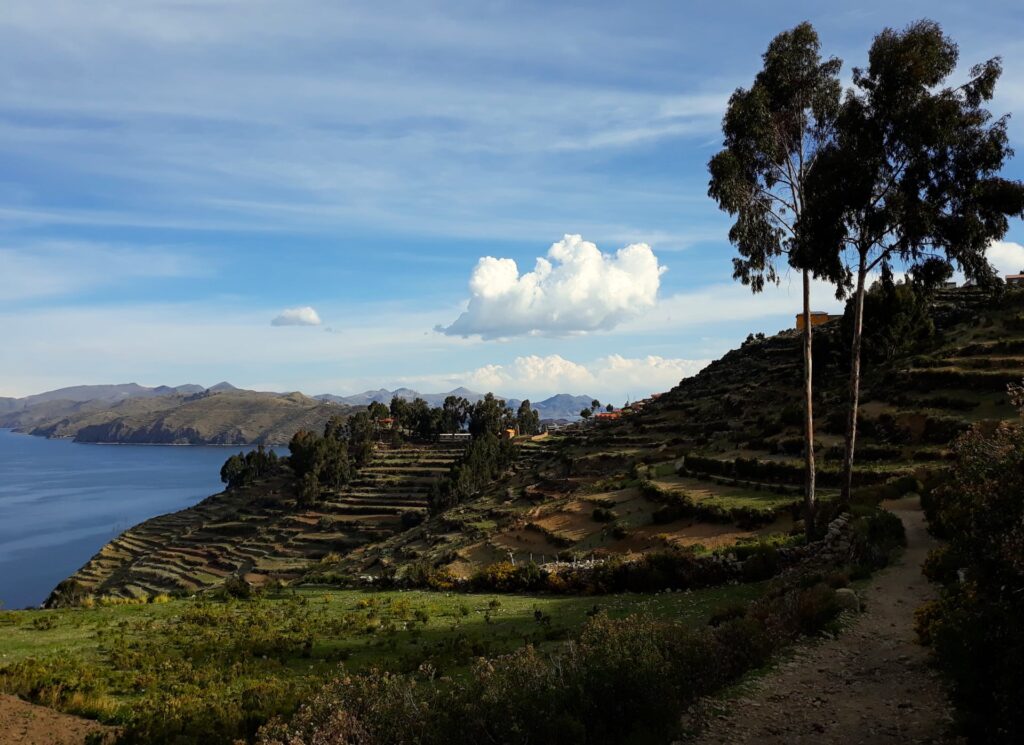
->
0, 429, 280, 609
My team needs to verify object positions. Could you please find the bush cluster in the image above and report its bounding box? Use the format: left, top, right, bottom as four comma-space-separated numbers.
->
641, 479, 787, 529
917, 421, 1024, 743
256, 578, 844, 745
219, 445, 281, 490
681, 453, 894, 488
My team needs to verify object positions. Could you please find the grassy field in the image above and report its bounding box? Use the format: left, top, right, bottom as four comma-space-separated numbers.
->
0, 583, 763, 742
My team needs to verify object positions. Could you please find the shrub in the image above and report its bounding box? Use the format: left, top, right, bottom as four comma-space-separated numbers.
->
916, 414, 1024, 742
222, 575, 254, 600
470, 562, 547, 593
256, 574, 846, 745
591, 507, 616, 523
399, 510, 424, 529
740, 544, 780, 582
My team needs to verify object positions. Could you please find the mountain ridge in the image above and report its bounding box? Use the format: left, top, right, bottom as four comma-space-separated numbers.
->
0, 384, 597, 444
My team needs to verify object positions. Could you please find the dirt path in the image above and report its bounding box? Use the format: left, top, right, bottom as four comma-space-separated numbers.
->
687, 497, 957, 744
0, 694, 113, 745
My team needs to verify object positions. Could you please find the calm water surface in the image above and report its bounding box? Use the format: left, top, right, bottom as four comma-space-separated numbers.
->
0, 429, 278, 609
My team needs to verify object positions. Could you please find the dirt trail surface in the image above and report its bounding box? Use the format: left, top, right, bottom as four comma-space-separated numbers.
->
688, 497, 957, 744
0, 694, 113, 745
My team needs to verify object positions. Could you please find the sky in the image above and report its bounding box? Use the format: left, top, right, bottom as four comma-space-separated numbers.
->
2, 0, 1023, 404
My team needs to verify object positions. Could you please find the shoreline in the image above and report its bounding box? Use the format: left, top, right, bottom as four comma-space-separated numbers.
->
1, 429, 282, 448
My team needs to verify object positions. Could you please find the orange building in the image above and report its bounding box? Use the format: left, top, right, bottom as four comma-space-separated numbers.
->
795, 311, 834, 331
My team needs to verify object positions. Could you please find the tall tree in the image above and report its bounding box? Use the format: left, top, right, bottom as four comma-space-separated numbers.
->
441, 395, 471, 434
708, 22, 843, 537
799, 20, 1024, 502
516, 400, 541, 435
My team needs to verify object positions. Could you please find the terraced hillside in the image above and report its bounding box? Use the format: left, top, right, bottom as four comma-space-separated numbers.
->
319, 286, 1024, 582
46, 286, 1024, 600
48, 443, 465, 603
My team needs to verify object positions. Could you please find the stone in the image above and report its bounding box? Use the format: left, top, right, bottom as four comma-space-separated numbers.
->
835, 587, 861, 613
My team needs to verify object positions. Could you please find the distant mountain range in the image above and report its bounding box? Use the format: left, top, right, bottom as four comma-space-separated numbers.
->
0, 383, 594, 445
0, 383, 353, 445
315, 387, 594, 421
0, 382, 206, 413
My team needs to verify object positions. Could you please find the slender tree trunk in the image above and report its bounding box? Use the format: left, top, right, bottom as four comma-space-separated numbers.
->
842, 252, 868, 504
801, 269, 817, 539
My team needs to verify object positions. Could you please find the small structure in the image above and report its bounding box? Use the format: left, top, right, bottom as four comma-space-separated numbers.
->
1006, 273, 1024, 287
943, 280, 958, 288
377, 417, 395, 430
502, 427, 518, 440
795, 311, 833, 331
594, 411, 620, 421
438, 432, 472, 442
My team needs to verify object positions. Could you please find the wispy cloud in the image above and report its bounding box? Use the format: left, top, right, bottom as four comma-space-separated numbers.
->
0, 242, 205, 302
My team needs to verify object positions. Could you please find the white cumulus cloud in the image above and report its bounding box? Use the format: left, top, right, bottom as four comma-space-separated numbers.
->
271, 306, 322, 326
461, 353, 708, 403
987, 240, 1024, 279
440, 234, 666, 339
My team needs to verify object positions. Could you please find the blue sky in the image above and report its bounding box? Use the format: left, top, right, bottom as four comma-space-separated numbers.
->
2, 0, 1022, 403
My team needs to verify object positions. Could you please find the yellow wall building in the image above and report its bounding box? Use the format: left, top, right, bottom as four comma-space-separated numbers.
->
795, 311, 835, 331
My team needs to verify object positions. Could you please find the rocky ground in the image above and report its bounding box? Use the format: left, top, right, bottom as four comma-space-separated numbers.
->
685, 496, 958, 745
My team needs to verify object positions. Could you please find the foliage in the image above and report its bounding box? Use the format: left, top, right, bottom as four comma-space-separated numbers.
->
801, 20, 1024, 288
516, 400, 541, 436
841, 277, 937, 364
220, 445, 281, 490
428, 433, 516, 513
918, 413, 1024, 743
1, 586, 775, 745
287, 416, 365, 504
255, 574, 844, 745
799, 19, 1024, 501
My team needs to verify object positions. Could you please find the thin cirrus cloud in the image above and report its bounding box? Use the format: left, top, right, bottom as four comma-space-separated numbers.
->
0, 242, 202, 303
271, 306, 322, 327
439, 234, 666, 339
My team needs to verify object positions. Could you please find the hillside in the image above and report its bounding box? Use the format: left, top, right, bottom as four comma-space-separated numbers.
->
49, 442, 467, 603
0, 389, 356, 446
44, 286, 1024, 604
321, 285, 1023, 582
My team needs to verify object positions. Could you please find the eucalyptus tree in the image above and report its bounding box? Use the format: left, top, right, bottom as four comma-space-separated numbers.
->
799, 20, 1024, 502
708, 22, 843, 536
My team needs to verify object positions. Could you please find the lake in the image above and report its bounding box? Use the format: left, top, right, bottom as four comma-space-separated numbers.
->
0, 429, 281, 609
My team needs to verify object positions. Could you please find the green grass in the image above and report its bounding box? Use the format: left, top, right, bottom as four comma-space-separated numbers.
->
0, 583, 764, 741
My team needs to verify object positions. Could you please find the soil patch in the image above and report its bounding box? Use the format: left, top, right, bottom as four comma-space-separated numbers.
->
0, 694, 114, 745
